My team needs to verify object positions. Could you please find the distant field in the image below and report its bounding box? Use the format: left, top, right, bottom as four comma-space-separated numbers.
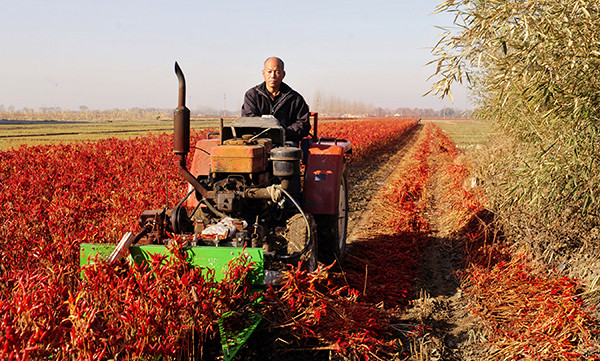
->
424, 118, 492, 147
0, 117, 491, 150
0, 119, 227, 150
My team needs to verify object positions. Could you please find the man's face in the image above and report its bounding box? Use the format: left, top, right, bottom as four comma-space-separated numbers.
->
262, 58, 285, 93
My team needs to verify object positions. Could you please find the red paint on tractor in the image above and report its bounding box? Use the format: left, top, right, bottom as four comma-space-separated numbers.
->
303, 143, 345, 215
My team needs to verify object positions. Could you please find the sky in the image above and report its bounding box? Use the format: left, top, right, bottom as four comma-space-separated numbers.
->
0, 0, 468, 113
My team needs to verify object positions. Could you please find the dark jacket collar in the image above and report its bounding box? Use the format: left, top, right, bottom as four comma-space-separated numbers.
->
257, 82, 292, 98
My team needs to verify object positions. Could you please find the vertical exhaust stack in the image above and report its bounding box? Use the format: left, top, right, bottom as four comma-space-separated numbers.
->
174, 61, 190, 155
173, 62, 210, 199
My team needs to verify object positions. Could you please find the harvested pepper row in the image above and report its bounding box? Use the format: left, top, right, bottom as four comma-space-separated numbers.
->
427, 123, 598, 360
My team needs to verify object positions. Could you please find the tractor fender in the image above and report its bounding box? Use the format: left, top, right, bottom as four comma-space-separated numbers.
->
303, 139, 350, 215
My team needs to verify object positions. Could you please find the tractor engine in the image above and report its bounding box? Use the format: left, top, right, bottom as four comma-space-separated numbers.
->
211, 137, 273, 214
196, 136, 304, 245
139, 127, 304, 240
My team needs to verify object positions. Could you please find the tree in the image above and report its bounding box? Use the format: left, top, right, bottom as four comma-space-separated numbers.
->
429, 0, 600, 219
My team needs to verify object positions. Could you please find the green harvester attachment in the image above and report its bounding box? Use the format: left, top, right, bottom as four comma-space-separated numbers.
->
80, 243, 265, 359
80, 243, 264, 282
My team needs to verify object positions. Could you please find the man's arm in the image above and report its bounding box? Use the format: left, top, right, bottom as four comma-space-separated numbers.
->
284, 97, 311, 141
241, 87, 263, 117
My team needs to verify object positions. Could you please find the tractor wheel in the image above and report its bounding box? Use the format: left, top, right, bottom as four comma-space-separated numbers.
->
286, 213, 318, 272
318, 165, 348, 264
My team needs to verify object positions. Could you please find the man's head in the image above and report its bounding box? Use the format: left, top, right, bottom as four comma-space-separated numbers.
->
262, 57, 285, 96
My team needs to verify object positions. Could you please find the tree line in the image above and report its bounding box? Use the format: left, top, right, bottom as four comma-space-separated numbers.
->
1, 103, 466, 120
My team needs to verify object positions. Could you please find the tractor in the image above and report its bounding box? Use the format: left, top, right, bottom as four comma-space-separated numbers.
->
79, 61, 352, 360
81, 62, 351, 286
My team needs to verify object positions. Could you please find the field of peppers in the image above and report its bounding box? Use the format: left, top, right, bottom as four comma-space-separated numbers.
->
1, 117, 596, 360
0, 118, 416, 360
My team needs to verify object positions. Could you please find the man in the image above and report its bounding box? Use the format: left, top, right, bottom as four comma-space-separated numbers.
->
241, 57, 311, 142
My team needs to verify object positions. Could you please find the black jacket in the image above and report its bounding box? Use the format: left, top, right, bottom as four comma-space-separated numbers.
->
241, 82, 310, 142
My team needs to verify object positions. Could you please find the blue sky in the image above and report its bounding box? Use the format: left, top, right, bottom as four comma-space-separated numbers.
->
0, 0, 468, 113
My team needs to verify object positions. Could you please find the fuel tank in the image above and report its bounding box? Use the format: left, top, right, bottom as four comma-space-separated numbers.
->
210, 139, 271, 173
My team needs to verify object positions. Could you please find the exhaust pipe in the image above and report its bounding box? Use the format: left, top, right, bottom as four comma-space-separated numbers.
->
174, 62, 190, 154
173, 62, 210, 199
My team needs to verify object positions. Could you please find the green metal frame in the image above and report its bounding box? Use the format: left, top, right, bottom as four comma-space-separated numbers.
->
80, 243, 266, 357
80, 243, 265, 283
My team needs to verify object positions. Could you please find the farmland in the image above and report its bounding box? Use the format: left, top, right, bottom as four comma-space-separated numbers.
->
0, 118, 225, 150
1, 117, 597, 360
421, 118, 491, 147
0, 117, 365, 151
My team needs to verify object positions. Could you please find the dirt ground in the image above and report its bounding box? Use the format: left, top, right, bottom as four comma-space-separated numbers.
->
345, 124, 489, 360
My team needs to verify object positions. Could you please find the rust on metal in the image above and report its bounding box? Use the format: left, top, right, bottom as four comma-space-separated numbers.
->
173, 61, 190, 155
210, 144, 266, 173
172, 62, 210, 199
310, 112, 318, 139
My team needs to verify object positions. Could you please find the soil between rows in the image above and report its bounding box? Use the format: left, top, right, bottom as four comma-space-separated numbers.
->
344, 124, 487, 360
345, 124, 421, 243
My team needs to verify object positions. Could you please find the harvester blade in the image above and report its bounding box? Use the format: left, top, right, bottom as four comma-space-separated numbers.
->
219, 310, 262, 361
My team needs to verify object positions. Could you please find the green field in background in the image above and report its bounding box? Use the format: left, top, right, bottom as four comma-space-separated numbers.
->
0, 119, 227, 150
0, 118, 492, 151
425, 118, 492, 147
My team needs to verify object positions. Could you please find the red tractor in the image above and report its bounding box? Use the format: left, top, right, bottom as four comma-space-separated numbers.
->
82, 62, 351, 286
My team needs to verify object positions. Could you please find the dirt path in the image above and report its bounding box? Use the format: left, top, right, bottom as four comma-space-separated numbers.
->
397, 237, 486, 361
344, 124, 487, 360
346, 124, 422, 244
